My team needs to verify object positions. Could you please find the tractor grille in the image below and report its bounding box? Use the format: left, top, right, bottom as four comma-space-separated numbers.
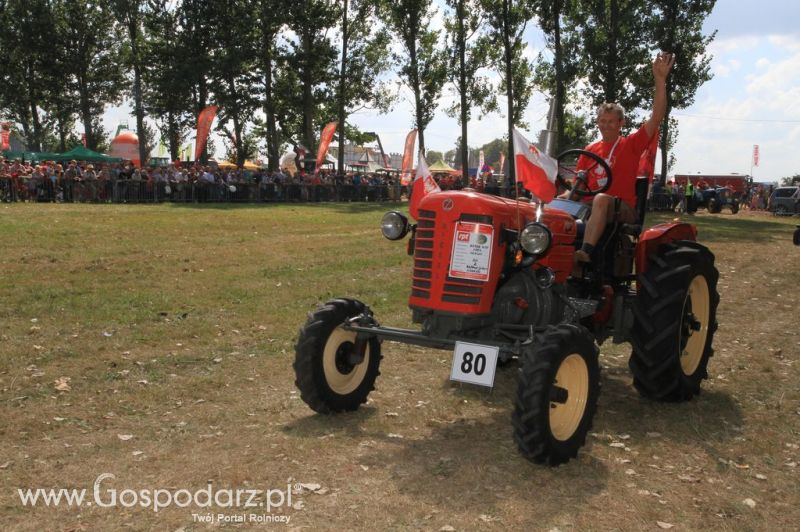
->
411, 210, 437, 299
411, 209, 492, 309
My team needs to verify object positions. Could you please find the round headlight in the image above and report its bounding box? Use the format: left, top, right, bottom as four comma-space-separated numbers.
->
520, 223, 551, 254
381, 211, 410, 240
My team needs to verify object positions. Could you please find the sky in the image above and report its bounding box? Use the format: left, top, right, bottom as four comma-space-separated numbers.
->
103, 0, 800, 182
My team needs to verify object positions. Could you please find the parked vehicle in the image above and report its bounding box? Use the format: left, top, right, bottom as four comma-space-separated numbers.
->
704, 187, 740, 214
770, 186, 799, 216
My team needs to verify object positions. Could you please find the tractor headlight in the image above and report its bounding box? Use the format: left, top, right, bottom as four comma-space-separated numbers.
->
519, 223, 551, 255
381, 211, 410, 240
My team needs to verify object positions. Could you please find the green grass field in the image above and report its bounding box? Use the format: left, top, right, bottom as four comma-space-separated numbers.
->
1, 202, 798, 531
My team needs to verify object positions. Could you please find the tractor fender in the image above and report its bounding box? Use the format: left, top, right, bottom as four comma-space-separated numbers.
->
635, 222, 698, 275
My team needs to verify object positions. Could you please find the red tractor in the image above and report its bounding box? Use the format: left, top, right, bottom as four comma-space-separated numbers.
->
294, 150, 719, 465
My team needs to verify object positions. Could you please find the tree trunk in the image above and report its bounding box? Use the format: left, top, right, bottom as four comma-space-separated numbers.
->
409, 27, 424, 155
129, 16, 147, 165
263, 21, 279, 172
78, 74, 95, 150
167, 111, 179, 161
458, 0, 468, 185
337, 0, 349, 175
605, 0, 619, 103
553, 0, 565, 154
503, 0, 515, 194
301, 30, 315, 161
25, 60, 42, 152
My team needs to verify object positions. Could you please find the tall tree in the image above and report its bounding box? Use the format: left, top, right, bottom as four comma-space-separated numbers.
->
113, 0, 149, 164
649, 0, 715, 184
336, 0, 394, 173
532, 0, 584, 154
209, 0, 260, 167
0, 0, 54, 151
383, 0, 447, 154
257, 0, 287, 171
481, 0, 535, 190
143, 0, 193, 161
283, 0, 339, 159
58, 0, 126, 150
571, 0, 651, 123
175, 0, 217, 160
445, 0, 497, 182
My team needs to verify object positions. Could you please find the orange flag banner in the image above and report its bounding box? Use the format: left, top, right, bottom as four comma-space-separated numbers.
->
1, 123, 10, 150
315, 122, 338, 173
194, 105, 218, 161
400, 129, 418, 185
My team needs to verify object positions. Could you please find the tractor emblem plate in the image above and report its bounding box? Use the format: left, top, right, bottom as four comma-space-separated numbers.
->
449, 221, 494, 282
442, 198, 454, 211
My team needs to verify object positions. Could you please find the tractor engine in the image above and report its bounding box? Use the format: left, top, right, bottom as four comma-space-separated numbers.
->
406, 191, 579, 339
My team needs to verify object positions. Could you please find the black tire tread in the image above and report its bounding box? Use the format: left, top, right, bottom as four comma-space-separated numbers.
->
293, 298, 382, 414
513, 324, 600, 466
629, 241, 720, 401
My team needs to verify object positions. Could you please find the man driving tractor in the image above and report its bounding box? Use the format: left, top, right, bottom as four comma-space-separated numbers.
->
571, 52, 675, 263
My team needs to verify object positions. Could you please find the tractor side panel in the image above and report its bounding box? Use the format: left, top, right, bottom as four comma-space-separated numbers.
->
635, 222, 698, 274
533, 210, 578, 283
409, 191, 537, 315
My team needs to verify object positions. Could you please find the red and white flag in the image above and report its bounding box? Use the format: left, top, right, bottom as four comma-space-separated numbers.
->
512, 128, 558, 202
409, 150, 440, 219
752, 144, 759, 167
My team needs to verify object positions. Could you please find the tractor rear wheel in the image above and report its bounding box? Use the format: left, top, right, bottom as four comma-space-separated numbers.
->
513, 324, 600, 465
629, 241, 719, 401
294, 298, 382, 413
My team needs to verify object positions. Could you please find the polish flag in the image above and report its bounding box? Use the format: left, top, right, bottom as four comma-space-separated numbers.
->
512, 128, 558, 202
409, 150, 440, 219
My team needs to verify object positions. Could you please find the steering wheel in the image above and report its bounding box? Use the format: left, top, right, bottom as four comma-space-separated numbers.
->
555, 148, 613, 198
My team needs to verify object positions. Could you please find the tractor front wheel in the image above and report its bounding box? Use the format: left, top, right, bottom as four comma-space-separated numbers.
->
294, 299, 382, 414
512, 324, 600, 465
629, 241, 719, 401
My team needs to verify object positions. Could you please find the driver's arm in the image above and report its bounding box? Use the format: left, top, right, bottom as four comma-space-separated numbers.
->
643, 52, 674, 139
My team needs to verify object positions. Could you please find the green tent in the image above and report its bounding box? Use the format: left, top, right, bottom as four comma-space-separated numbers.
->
54, 145, 123, 163
2, 150, 63, 162
429, 159, 456, 173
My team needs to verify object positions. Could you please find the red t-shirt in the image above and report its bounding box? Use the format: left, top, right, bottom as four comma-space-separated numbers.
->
576, 125, 652, 209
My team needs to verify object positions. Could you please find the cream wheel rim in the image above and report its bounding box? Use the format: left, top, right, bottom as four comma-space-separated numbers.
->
323, 327, 370, 395
550, 353, 589, 441
680, 275, 710, 375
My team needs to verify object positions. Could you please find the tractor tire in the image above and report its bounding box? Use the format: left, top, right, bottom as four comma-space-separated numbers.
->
294, 298, 382, 414
629, 241, 719, 401
513, 324, 600, 465
730, 202, 739, 215
707, 198, 720, 214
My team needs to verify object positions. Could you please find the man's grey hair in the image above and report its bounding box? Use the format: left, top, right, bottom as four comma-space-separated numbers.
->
596, 103, 625, 120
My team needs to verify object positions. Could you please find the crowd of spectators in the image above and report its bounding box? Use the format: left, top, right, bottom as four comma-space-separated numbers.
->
3, 155, 786, 213
0, 156, 514, 204
0, 157, 414, 204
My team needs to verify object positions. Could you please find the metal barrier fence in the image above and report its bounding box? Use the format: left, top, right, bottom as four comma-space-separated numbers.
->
0, 177, 407, 204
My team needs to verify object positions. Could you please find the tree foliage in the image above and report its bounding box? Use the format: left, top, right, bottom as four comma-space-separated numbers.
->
383, 0, 447, 154
648, 0, 715, 183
